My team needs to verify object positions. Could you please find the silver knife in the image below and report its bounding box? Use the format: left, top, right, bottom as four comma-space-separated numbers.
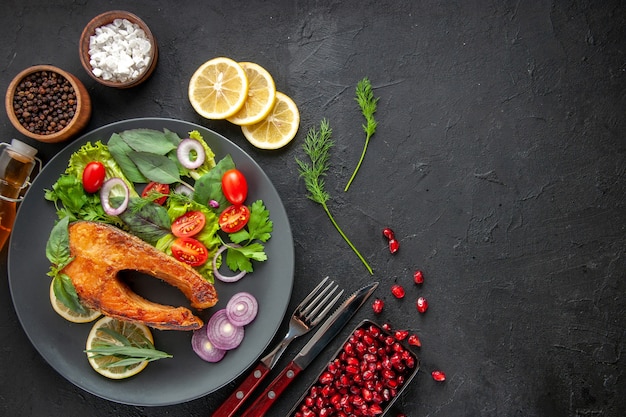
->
238, 281, 379, 417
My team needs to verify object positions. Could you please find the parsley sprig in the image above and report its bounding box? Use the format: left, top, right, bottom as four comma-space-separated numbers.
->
344, 77, 379, 192
296, 119, 373, 275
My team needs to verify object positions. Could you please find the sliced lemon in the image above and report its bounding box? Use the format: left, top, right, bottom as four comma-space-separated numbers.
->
49, 280, 101, 323
227, 62, 277, 126
188, 57, 249, 119
85, 317, 153, 379
241, 92, 300, 149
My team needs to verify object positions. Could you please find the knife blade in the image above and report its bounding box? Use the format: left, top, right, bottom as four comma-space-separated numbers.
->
238, 281, 379, 417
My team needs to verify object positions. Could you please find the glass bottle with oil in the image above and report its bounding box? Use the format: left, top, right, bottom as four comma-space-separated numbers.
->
0, 139, 38, 250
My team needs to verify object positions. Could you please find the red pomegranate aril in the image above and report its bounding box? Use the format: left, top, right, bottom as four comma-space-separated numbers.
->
369, 403, 384, 415
394, 329, 409, 341
382, 322, 392, 332
320, 371, 334, 385
372, 298, 384, 314
388, 238, 399, 253
391, 284, 405, 299
408, 333, 421, 347
413, 269, 424, 284
416, 296, 429, 313
432, 370, 446, 381
382, 227, 395, 240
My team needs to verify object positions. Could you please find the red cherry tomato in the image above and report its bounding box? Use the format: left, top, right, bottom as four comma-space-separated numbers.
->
171, 211, 206, 238
82, 161, 106, 193
218, 205, 250, 233
141, 181, 170, 205
171, 237, 208, 267
221, 169, 248, 205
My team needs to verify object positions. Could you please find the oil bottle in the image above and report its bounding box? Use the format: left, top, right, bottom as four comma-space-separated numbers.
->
0, 139, 38, 250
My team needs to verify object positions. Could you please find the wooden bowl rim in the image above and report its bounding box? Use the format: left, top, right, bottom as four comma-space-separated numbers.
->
79, 10, 158, 88
5, 64, 91, 142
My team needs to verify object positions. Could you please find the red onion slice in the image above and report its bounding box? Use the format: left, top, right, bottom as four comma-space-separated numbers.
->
177, 138, 206, 169
226, 292, 258, 327
99, 177, 129, 216
206, 309, 244, 351
213, 245, 247, 282
191, 326, 227, 362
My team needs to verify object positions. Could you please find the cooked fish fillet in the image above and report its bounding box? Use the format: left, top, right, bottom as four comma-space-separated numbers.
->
62, 221, 218, 331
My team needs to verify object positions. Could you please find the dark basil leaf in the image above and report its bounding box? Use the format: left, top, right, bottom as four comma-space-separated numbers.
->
46, 216, 71, 266
53, 274, 88, 314
108, 133, 148, 183
119, 129, 177, 155
193, 155, 235, 208
129, 151, 181, 184
118, 198, 172, 245
163, 128, 182, 147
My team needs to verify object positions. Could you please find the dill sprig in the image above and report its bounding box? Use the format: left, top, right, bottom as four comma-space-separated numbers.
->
296, 119, 373, 275
344, 77, 379, 192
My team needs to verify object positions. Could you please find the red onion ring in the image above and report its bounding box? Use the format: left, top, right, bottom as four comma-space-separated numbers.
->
206, 309, 244, 351
99, 177, 129, 216
213, 245, 247, 282
177, 138, 206, 169
191, 325, 227, 362
226, 292, 258, 327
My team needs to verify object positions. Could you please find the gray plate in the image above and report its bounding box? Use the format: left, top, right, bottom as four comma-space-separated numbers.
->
7, 118, 294, 406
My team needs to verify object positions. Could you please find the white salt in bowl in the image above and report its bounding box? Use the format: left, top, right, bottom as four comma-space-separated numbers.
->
79, 10, 158, 88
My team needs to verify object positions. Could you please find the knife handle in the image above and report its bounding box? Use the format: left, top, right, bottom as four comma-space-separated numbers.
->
212, 362, 271, 417
240, 361, 303, 417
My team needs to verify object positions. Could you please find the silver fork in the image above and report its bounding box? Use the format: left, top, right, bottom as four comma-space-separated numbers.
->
212, 277, 342, 417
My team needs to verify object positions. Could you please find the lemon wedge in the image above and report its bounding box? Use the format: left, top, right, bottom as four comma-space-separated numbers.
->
241, 92, 300, 149
49, 280, 101, 323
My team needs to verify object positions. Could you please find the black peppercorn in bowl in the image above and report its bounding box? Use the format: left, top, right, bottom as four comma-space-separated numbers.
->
5, 65, 92, 143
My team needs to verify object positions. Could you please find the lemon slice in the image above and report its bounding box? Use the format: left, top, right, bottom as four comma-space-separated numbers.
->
85, 317, 153, 379
188, 57, 249, 119
227, 62, 277, 126
49, 280, 101, 323
241, 92, 300, 149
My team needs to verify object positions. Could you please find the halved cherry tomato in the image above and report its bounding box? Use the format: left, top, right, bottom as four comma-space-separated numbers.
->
82, 161, 106, 193
141, 181, 170, 205
221, 169, 248, 206
172, 211, 206, 238
219, 205, 250, 233
171, 237, 208, 267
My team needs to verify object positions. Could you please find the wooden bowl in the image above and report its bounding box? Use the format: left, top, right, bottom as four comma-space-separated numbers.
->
79, 10, 158, 88
5, 65, 92, 143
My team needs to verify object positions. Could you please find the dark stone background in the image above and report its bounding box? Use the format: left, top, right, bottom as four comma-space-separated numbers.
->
1, 1, 624, 416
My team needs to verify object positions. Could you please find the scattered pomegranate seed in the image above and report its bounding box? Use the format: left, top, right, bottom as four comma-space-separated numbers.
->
431, 370, 446, 382
416, 296, 428, 313
372, 298, 384, 314
394, 330, 409, 341
391, 284, 405, 299
382, 322, 392, 332
407, 334, 421, 347
413, 270, 424, 284
388, 238, 399, 253
382, 227, 395, 240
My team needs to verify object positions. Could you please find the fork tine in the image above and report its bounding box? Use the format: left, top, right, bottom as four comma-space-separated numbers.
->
299, 279, 337, 317
295, 276, 329, 314
309, 289, 344, 327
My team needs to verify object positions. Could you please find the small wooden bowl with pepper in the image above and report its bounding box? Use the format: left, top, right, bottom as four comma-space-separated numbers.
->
5, 65, 92, 143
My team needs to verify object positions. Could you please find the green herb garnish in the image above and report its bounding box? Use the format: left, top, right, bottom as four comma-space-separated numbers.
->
296, 119, 373, 275
85, 327, 172, 368
344, 77, 379, 192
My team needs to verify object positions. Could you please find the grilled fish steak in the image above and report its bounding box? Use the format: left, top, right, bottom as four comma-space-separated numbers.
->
62, 221, 218, 331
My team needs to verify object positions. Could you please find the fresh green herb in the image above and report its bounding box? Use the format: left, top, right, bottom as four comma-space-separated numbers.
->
193, 154, 236, 209
117, 197, 172, 245
129, 151, 181, 184
344, 77, 379, 192
85, 326, 172, 368
223, 200, 273, 272
296, 119, 373, 275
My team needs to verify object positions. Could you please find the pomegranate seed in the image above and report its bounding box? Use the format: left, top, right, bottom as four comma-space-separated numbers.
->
432, 370, 446, 381
381, 322, 392, 332
413, 269, 424, 284
391, 284, 405, 299
408, 334, 421, 347
394, 330, 409, 341
388, 238, 399, 253
382, 227, 395, 240
371, 298, 384, 314
416, 296, 428, 313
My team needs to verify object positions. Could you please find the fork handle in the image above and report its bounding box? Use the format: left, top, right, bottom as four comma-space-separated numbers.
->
212, 362, 271, 417
240, 361, 303, 417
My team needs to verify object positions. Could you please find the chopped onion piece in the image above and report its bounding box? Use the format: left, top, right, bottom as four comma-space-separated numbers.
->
213, 245, 247, 282
177, 138, 206, 169
226, 292, 258, 327
206, 309, 244, 351
174, 183, 194, 197
192, 326, 226, 362
100, 177, 129, 216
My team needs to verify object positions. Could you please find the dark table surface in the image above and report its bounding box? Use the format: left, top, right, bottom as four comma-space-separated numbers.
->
1, 1, 625, 416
